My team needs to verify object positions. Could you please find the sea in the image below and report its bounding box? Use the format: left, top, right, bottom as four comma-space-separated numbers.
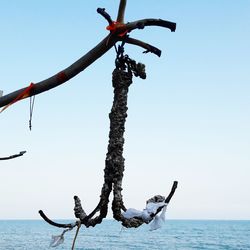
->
0, 220, 249, 250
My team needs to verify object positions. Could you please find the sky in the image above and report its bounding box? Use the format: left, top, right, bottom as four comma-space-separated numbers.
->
0, 0, 249, 220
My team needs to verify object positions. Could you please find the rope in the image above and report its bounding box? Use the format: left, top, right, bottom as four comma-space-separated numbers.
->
71, 221, 81, 250
29, 94, 36, 130
106, 21, 128, 37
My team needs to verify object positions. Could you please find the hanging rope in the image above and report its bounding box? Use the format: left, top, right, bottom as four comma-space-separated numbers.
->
71, 221, 81, 250
29, 94, 36, 130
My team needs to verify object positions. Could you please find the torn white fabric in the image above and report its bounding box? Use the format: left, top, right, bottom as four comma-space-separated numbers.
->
122, 208, 143, 219
149, 205, 167, 231
50, 234, 64, 247
146, 202, 166, 214
122, 202, 168, 230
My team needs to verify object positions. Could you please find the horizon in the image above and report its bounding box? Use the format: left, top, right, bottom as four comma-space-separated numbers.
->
1, 218, 250, 222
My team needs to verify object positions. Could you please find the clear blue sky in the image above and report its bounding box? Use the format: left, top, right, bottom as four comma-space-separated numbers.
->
0, 0, 249, 220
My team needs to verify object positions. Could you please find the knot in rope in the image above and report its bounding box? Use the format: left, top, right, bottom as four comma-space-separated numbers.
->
106, 21, 128, 37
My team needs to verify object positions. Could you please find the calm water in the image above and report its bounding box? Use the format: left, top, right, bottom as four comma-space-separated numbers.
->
0, 220, 249, 249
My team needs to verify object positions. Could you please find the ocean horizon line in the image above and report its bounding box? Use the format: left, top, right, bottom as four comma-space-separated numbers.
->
0, 218, 249, 221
